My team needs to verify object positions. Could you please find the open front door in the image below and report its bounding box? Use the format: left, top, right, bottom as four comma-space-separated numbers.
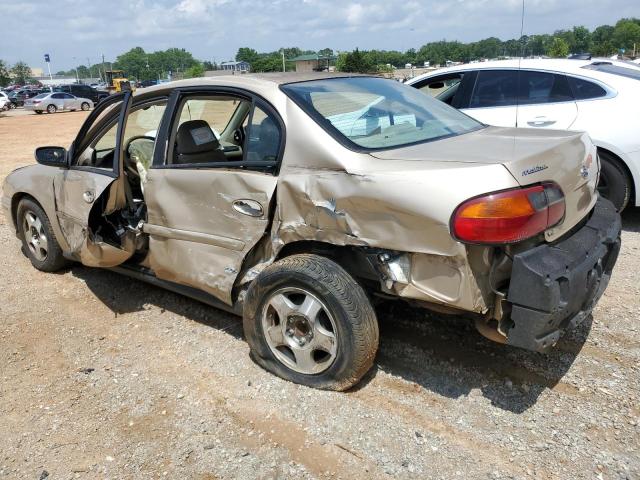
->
54, 92, 137, 267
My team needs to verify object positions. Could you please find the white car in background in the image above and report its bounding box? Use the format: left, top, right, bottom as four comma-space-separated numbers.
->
0, 91, 9, 110
407, 59, 640, 210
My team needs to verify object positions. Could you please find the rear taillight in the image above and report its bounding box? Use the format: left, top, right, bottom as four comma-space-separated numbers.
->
452, 182, 565, 244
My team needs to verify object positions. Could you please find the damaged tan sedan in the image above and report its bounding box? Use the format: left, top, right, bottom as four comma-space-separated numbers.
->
2, 74, 622, 390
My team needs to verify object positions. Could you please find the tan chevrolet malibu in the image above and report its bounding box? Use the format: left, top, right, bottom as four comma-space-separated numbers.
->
2, 74, 621, 390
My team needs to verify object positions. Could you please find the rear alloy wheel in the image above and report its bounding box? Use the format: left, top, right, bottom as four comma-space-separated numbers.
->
46, 104, 57, 114
17, 198, 68, 272
81, 102, 90, 111
597, 151, 631, 212
243, 254, 379, 391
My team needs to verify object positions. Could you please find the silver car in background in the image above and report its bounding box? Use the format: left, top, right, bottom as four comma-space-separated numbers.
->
24, 92, 92, 114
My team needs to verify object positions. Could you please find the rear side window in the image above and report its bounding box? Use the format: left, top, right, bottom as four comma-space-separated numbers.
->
567, 76, 607, 100
518, 71, 573, 104
469, 70, 518, 108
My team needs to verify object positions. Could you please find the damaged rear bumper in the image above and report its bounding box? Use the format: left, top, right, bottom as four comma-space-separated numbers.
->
505, 197, 621, 352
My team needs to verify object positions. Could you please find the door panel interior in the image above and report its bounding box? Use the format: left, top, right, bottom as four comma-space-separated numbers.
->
54, 92, 136, 266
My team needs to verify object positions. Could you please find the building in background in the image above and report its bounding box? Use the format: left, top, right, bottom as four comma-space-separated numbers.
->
290, 54, 336, 73
220, 61, 250, 73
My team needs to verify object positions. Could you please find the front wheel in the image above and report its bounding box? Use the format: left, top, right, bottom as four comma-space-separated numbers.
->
34, 110, 43, 114
597, 151, 631, 212
17, 198, 68, 272
81, 102, 90, 111
46, 104, 57, 114
243, 254, 379, 391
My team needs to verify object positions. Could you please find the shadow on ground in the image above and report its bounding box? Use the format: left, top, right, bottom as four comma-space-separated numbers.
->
622, 207, 640, 233
73, 264, 590, 415
365, 300, 590, 414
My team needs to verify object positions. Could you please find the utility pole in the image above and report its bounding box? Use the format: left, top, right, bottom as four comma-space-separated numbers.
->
282, 51, 286, 72
86, 57, 92, 80
101, 53, 106, 82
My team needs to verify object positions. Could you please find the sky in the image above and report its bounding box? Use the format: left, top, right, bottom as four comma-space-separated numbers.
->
0, 0, 638, 71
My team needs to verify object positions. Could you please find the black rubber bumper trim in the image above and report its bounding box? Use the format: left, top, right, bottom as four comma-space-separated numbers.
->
505, 198, 621, 352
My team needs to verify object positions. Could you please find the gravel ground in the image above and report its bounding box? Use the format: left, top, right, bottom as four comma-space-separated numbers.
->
0, 109, 639, 479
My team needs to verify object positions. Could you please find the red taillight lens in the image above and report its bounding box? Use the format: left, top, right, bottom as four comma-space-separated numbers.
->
452, 183, 565, 244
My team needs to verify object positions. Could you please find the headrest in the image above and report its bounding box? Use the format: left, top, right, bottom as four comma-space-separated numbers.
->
176, 120, 220, 154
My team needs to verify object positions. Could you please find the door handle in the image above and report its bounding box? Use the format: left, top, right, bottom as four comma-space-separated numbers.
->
232, 199, 263, 217
83, 190, 95, 203
527, 116, 556, 127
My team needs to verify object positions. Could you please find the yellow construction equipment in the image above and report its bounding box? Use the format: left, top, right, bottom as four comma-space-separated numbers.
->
105, 70, 136, 93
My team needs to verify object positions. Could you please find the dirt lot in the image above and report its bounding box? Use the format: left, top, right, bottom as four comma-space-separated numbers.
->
0, 109, 638, 479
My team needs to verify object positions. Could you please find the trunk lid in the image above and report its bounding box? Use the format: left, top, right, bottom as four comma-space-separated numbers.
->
370, 126, 599, 241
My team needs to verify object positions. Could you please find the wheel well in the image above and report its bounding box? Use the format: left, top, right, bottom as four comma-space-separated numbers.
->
10, 193, 37, 231
598, 147, 635, 204
275, 241, 381, 287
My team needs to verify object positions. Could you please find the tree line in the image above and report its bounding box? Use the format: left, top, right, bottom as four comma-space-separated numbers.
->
1, 17, 638, 87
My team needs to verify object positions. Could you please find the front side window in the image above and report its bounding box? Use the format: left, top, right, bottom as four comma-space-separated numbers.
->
77, 100, 168, 170
469, 70, 518, 108
282, 77, 481, 151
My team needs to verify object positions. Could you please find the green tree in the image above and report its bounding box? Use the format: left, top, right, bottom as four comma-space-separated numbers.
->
185, 63, 205, 78
235, 48, 259, 64
336, 48, 375, 73
612, 18, 640, 51
572, 26, 592, 52
547, 37, 570, 58
318, 48, 334, 58
202, 60, 214, 70
11, 61, 32, 84
592, 25, 615, 55
0, 60, 10, 87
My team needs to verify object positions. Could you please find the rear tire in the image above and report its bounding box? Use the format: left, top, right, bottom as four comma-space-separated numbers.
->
17, 198, 68, 272
81, 102, 90, 111
46, 104, 57, 114
34, 110, 43, 114
243, 254, 379, 391
598, 150, 631, 212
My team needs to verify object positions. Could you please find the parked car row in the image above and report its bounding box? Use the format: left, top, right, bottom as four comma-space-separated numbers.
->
406, 58, 640, 211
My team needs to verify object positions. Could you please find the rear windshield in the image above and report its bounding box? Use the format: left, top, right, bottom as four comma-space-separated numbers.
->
281, 77, 483, 151
583, 63, 640, 81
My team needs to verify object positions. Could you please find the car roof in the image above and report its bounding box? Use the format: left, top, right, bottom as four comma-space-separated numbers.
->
136, 72, 372, 99
408, 58, 639, 86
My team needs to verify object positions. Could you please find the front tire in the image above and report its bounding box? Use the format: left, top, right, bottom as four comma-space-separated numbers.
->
17, 198, 68, 272
46, 104, 57, 114
243, 254, 379, 391
597, 150, 631, 212
34, 110, 43, 114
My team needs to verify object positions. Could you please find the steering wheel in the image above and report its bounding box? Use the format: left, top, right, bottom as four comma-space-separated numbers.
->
124, 135, 155, 179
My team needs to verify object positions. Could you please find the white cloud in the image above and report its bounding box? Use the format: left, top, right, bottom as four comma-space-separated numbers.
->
0, 0, 638, 69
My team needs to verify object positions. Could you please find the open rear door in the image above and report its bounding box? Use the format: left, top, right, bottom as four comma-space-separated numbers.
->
54, 92, 137, 267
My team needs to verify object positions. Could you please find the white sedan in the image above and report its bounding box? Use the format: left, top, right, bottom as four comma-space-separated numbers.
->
24, 92, 92, 115
407, 58, 640, 210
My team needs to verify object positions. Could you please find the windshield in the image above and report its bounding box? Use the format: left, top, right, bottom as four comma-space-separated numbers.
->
281, 76, 483, 151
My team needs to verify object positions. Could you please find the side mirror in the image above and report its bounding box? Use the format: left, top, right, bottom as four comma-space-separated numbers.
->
35, 146, 68, 168
428, 81, 445, 89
